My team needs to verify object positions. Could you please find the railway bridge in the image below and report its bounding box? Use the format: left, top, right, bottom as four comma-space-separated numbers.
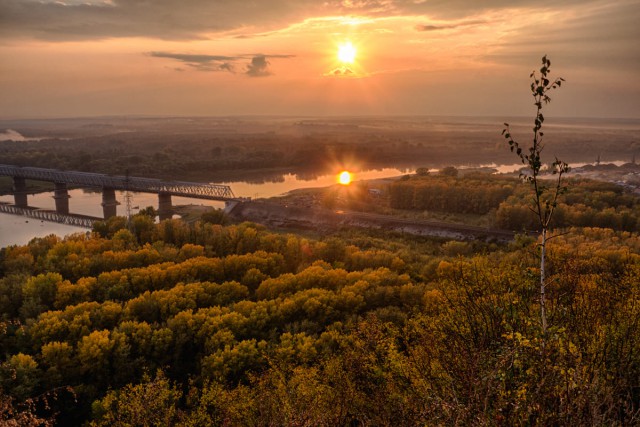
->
0, 164, 237, 222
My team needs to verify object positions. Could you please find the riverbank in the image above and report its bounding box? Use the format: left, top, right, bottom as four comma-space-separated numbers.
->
228, 200, 516, 242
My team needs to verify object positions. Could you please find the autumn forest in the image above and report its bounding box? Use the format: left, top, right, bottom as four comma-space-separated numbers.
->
0, 195, 639, 425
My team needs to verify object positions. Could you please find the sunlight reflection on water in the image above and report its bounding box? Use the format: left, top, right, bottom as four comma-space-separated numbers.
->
0, 161, 626, 247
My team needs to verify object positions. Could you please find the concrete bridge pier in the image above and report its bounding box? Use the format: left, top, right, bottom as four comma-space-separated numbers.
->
53, 182, 70, 215
101, 187, 119, 219
158, 192, 173, 221
224, 200, 240, 214
13, 176, 28, 207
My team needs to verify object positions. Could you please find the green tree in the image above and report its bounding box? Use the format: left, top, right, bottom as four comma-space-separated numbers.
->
415, 167, 430, 176
90, 370, 181, 427
200, 209, 229, 226
20, 273, 63, 320
502, 55, 568, 335
0, 354, 40, 400
138, 206, 157, 218
40, 341, 76, 387
439, 166, 458, 177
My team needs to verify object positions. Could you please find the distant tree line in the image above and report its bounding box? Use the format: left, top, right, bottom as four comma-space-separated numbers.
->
389, 172, 640, 232
0, 132, 448, 183
390, 171, 515, 215
496, 178, 640, 231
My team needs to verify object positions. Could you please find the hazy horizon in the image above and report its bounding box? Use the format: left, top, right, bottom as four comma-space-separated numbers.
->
2, 114, 640, 122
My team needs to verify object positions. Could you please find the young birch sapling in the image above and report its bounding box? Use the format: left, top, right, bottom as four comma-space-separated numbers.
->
502, 56, 569, 336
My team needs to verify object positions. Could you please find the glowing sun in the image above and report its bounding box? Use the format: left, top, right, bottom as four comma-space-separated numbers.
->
337, 42, 357, 64
338, 171, 352, 185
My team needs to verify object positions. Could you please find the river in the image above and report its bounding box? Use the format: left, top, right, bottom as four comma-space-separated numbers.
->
1, 160, 623, 248
0, 167, 414, 247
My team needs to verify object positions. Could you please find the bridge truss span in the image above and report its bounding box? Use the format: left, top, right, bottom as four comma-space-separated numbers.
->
0, 204, 97, 229
0, 164, 236, 200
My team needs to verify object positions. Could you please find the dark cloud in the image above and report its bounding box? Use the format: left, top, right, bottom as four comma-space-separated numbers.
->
325, 66, 355, 77
149, 52, 239, 72
219, 63, 235, 72
150, 52, 238, 64
415, 20, 485, 31
149, 51, 293, 76
246, 56, 272, 77
242, 54, 294, 77
0, 0, 591, 41
0, 0, 330, 41
396, 0, 588, 19
255, 54, 296, 59
0, 0, 637, 89
479, 1, 640, 73
416, 25, 447, 31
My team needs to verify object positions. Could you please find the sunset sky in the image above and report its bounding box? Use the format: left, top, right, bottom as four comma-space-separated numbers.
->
1, 0, 638, 118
